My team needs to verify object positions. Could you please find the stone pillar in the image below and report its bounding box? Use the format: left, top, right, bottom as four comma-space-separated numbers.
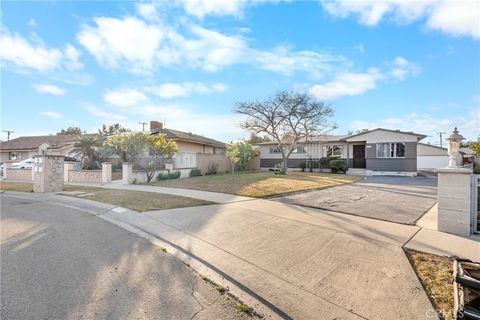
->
3, 162, 12, 180
437, 167, 473, 236
122, 163, 133, 185
102, 162, 112, 184
33, 155, 64, 193
63, 162, 75, 182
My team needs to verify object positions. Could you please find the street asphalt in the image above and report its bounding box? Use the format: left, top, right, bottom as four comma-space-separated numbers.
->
274, 176, 438, 224
0, 195, 249, 320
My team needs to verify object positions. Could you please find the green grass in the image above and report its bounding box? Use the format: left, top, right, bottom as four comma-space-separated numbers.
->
151, 171, 361, 198
0, 182, 214, 212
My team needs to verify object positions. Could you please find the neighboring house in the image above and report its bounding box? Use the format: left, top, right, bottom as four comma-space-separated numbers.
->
258, 128, 427, 176
417, 143, 449, 169
0, 134, 86, 163
460, 147, 475, 165
149, 121, 226, 169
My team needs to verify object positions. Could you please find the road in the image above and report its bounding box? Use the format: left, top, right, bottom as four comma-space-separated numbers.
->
0, 195, 249, 320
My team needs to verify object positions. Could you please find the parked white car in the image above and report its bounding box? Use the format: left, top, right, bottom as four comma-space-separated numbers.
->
12, 158, 34, 169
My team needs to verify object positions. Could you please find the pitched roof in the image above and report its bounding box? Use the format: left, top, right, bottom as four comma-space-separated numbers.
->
340, 128, 427, 141
153, 128, 225, 147
256, 134, 349, 145
0, 134, 97, 151
418, 142, 448, 150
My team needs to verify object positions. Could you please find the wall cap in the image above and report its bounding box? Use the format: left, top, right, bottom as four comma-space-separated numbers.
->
437, 167, 473, 174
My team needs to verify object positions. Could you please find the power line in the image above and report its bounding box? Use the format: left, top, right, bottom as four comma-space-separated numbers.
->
2, 130, 14, 141
437, 131, 446, 148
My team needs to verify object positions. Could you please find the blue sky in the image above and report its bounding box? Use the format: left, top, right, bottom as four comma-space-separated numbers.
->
1, 0, 479, 144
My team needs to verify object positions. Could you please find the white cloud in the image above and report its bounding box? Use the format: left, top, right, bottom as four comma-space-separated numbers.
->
390, 56, 420, 80
0, 27, 83, 72
84, 104, 127, 120
144, 82, 229, 98
310, 68, 383, 100
28, 19, 37, 28
77, 17, 165, 73
76, 15, 345, 77
179, 0, 245, 18
321, 0, 480, 39
103, 88, 149, 107
32, 84, 67, 95
39, 111, 63, 119
136, 3, 160, 20
350, 108, 480, 140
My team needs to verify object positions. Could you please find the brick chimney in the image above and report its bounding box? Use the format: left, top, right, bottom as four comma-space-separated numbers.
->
150, 121, 163, 132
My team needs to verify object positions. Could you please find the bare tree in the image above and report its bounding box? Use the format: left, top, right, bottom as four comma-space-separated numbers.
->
234, 91, 336, 174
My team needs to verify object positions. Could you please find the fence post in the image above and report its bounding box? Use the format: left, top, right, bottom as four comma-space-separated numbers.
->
3, 162, 12, 180
122, 162, 133, 185
33, 155, 64, 193
437, 167, 473, 236
102, 162, 112, 184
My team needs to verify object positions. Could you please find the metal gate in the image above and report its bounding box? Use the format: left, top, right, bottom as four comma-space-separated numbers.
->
472, 174, 480, 234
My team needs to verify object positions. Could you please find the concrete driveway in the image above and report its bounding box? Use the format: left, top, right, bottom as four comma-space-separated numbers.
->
274, 176, 438, 224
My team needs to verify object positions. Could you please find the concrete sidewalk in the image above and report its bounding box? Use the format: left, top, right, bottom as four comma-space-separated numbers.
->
67, 181, 254, 204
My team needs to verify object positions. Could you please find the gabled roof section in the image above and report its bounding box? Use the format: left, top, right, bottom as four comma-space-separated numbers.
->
153, 128, 225, 147
340, 128, 427, 141
0, 134, 99, 151
418, 142, 447, 151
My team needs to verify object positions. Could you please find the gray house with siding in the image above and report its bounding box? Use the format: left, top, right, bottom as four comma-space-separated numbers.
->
258, 128, 427, 176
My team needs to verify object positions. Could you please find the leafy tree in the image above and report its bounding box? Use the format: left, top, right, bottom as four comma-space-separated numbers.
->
226, 141, 256, 173
104, 132, 177, 182
469, 137, 480, 156
245, 133, 270, 145
72, 136, 100, 169
59, 127, 85, 135
234, 90, 336, 174
98, 123, 131, 136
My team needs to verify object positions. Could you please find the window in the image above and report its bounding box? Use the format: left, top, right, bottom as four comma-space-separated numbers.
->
376, 143, 389, 158
294, 146, 306, 153
269, 147, 282, 154
323, 145, 343, 157
9, 152, 21, 160
376, 142, 405, 158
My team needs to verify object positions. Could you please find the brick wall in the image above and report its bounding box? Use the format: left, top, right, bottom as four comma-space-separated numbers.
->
68, 170, 102, 183
6, 168, 32, 181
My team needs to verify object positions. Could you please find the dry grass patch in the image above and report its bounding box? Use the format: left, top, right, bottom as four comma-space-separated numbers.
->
62, 185, 214, 212
0, 182, 213, 211
152, 171, 361, 198
0, 181, 34, 192
406, 249, 454, 320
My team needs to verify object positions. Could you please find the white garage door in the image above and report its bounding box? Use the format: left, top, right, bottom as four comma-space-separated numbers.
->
418, 156, 449, 169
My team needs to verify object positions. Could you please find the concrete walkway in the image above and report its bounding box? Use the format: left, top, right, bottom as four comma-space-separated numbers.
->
67, 180, 253, 204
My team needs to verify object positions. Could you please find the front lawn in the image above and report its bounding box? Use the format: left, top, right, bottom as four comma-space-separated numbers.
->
151, 171, 362, 198
0, 182, 214, 212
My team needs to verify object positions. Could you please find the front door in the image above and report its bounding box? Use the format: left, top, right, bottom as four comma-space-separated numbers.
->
352, 145, 366, 168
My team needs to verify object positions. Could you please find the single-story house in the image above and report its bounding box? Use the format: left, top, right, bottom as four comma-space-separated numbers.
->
258, 128, 429, 176
417, 143, 449, 169
149, 121, 226, 169
0, 134, 87, 163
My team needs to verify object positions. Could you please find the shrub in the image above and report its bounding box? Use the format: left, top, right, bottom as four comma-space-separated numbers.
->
320, 157, 337, 169
299, 162, 306, 172
205, 163, 218, 175
156, 170, 181, 181
329, 159, 347, 173
189, 168, 202, 177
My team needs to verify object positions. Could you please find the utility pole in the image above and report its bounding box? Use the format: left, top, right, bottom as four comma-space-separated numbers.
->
138, 122, 147, 132
437, 131, 446, 148
2, 130, 14, 141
